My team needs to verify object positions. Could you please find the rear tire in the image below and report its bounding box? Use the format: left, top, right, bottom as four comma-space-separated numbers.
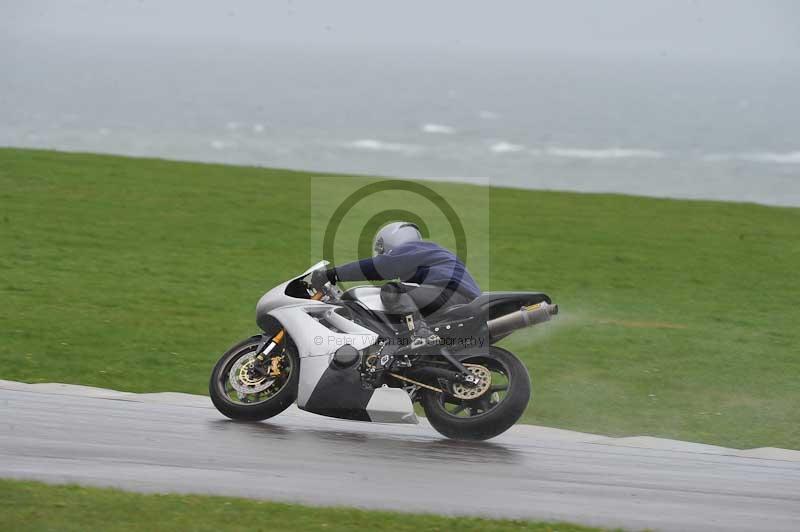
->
421, 347, 531, 441
209, 335, 299, 421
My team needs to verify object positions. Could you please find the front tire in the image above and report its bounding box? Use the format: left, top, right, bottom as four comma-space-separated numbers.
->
421, 347, 531, 440
209, 334, 299, 421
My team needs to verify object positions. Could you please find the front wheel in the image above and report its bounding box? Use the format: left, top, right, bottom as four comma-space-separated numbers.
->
209, 334, 299, 421
420, 347, 531, 441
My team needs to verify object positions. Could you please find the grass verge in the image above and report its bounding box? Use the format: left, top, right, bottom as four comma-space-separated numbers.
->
0, 479, 612, 532
1, 148, 798, 448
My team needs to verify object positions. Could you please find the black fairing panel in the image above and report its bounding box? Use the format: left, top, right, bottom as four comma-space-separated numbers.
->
302, 361, 374, 421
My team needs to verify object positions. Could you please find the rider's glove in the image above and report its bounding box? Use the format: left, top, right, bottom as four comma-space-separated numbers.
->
311, 268, 337, 290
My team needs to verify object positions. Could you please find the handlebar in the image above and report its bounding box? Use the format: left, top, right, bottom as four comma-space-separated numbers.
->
306, 267, 342, 302
312, 282, 342, 303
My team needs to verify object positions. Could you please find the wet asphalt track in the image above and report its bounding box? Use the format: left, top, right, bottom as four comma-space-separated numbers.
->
1, 380, 799, 532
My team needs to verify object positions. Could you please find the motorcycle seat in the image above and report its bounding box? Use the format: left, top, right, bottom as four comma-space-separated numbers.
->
441, 291, 551, 320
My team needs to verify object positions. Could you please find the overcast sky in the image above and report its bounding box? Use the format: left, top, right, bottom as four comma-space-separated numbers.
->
2, 0, 798, 60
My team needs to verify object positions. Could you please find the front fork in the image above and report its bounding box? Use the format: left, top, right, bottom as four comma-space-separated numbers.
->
253, 330, 284, 377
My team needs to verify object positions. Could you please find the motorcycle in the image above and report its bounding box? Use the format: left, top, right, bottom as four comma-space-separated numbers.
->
209, 261, 558, 440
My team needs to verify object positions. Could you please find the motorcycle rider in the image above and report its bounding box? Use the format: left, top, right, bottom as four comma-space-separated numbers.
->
311, 221, 481, 346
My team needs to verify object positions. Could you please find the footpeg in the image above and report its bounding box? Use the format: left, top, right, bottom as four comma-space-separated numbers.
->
408, 333, 441, 350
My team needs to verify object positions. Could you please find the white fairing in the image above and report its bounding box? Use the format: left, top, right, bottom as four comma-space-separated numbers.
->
258, 262, 417, 424
366, 388, 419, 424
256, 260, 330, 316
268, 303, 377, 406
301, 260, 329, 277
343, 285, 386, 311
256, 280, 299, 316
342, 283, 420, 313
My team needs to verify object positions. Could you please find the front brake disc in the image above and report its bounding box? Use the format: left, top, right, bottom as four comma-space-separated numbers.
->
229, 355, 275, 395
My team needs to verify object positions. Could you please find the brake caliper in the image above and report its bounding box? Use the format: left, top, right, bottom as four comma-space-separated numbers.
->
268, 355, 283, 377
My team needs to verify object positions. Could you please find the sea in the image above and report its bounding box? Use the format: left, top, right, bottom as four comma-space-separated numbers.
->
2, 40, 799, 206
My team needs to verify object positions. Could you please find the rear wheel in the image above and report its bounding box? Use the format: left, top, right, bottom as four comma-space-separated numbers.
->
209, 334, 299, 421
420, 347, 530, 440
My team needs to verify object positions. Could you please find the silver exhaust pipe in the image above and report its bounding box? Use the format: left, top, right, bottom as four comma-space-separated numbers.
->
487, 302, 559, 338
